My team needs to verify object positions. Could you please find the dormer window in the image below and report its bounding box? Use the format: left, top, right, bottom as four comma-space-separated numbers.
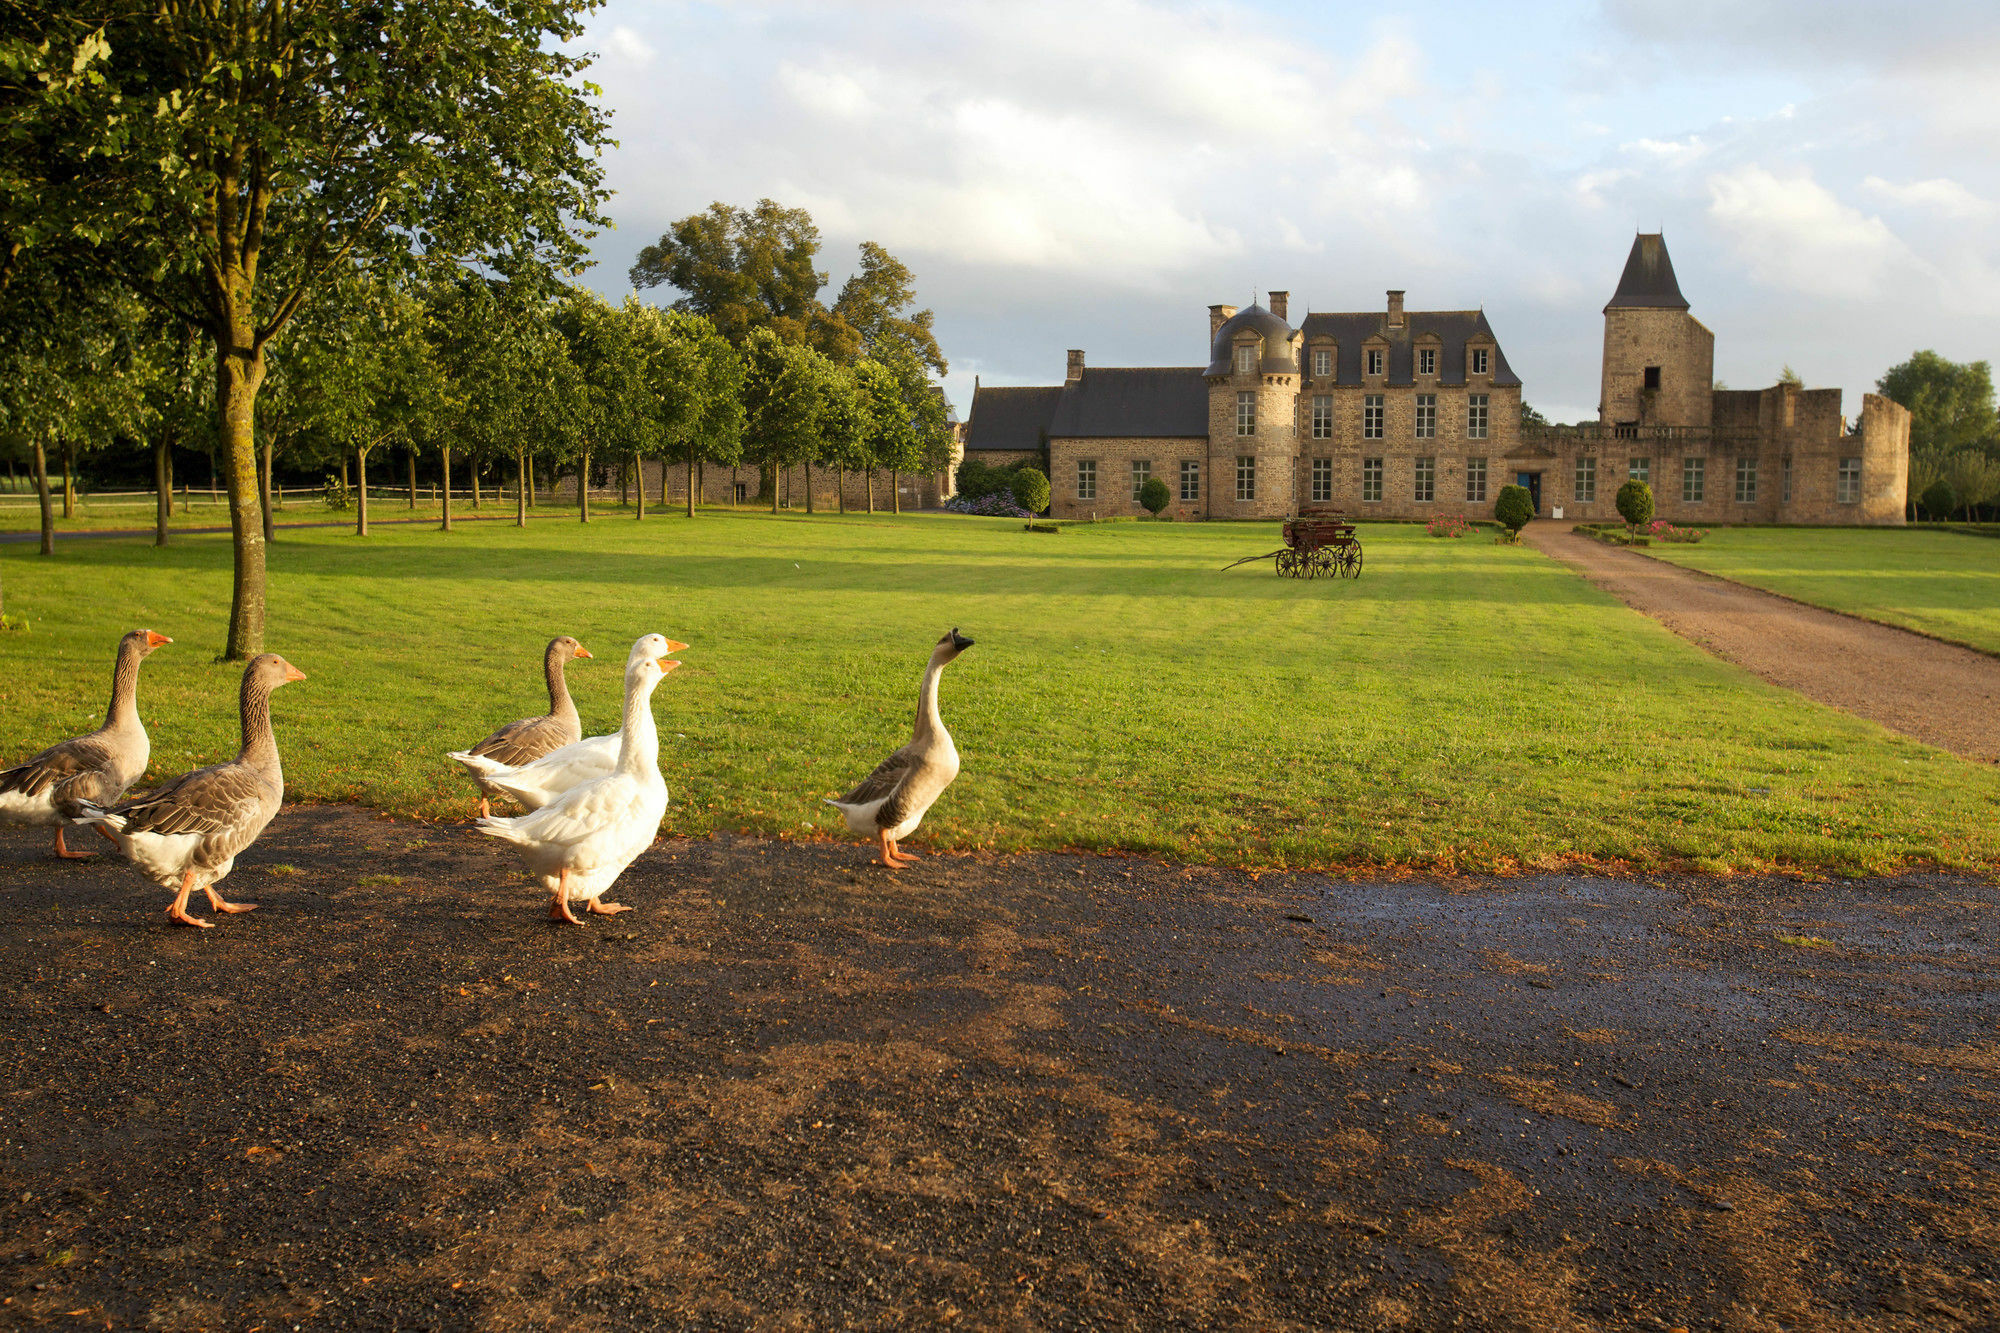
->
1234, 344, 1257, 375
1366, 347, 1384, 377
1470, 347, 1490, 376
1312, 347, 1332, 379
1417, 346, 1437, 377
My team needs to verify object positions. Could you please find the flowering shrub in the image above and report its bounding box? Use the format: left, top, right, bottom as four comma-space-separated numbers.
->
1647, 519, 1709, 543
944, 492, 1032, 518
1425, 513, 1472, 538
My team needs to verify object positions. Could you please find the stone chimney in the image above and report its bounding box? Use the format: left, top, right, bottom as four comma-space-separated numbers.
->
1268, 290, 1288, 322
1209, 304, 1238, 339
1386, 290, 1405, 328
1066, 349, 1085, 383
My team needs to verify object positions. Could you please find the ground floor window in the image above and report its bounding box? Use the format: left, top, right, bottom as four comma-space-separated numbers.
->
1837, 457, 1861, 503
1311, 457, 1333, 503
1735, 456, 1758, 504
1362, 457, 1383, 503
1130, 459, 1151, 503
1077, 459, 1097, 501
1236, 455, 1256, 501
1628, 457, 1649, 484
1413, 456, 1435, 502
1682, 457, 1704, 504
1465, 457, 1487, 503
1180, 459, 1200, 501
1574, 456, 1596, 503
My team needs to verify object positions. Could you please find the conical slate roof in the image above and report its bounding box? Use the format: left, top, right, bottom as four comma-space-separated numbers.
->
1605, 233, 1689, 311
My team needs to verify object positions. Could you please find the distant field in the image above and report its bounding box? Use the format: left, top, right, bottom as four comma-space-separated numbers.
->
1640, 527, 2000, 656
3, 512, 1996, 875
0, 488, 647, 534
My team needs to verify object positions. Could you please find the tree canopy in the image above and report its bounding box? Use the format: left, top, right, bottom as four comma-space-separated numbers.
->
1878, 351, 1998, 457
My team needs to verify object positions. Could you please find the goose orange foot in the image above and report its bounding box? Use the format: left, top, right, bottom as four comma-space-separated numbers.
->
54, 827, 96, 860
478, 798, 492, 819
202, 886, 257, 915
547, 868, 583, 925
587, 899, 632, 916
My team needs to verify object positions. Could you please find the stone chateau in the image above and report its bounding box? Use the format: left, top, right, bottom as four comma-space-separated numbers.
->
964, 234, 1910, 525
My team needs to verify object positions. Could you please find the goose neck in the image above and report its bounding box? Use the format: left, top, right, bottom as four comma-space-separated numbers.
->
546, 647, 579, 730
912, 656, 947, 743
104, 640, 145, 731
614, 670, 662, 775
237, 675, 281, 775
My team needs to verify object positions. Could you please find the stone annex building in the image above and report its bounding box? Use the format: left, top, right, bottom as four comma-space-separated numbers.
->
963, 234, 1910, 525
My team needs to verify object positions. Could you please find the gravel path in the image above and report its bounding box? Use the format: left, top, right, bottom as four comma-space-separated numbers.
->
2, 808, 1994, 1330
1522, 525, 2000, 762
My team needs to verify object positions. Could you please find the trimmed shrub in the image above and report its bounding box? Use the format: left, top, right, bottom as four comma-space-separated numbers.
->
1011, 467, 1051, 515
1139, 475, 1171, 516
1494, 484, 1534, 534
1615, 479, 1653, 530
943, 491, 1032, 518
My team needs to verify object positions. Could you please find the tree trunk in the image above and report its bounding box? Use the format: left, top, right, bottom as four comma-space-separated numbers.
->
837, 465, 846, 515
771, 463, 780, 514
154, 437, 171, 547
634, 450, 645, 520
61, 443, 75, 519
471, 460, 481, 510
32, 435, 53, 556
408, 447, 418, 509
663, 448, 674, 508
684, 444, 694, 517
805, 462, 815, 514
356, 449, 370, 537
259, 439, 275, 543
516, 449, 527, 527
525, 452, 535, 507
579, 450, 590, 523
339, 455, 349, 492
866, 469, 874, 514
619, 458, 629, 508
216, 341, 269, 660
892, 469, 901, 515
440, 445, 453, 531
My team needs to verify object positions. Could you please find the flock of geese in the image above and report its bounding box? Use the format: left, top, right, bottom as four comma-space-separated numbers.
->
0, 627, 975, 927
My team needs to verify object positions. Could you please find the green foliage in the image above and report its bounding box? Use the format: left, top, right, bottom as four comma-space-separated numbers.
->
1520, 402, 1551, 430
1138, 475, 1170, 516
1940, 449, 2000, 521
956, 458, 1025, 501
1494, 484, 1534, 533
1013, 468, 1052, 514
830, 242, 947, 376
1777, 364, 1804, 388
1919, 477, 1956, 521
740, 329, 839, 502
1615, 479, 1654, 530
1878, 350, 1998, 456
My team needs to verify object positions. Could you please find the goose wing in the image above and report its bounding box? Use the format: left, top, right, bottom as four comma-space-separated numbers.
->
109, 761, 274, 851
468, 712, 577, 767
0, 734, 114, 800
834, 745, 920, 809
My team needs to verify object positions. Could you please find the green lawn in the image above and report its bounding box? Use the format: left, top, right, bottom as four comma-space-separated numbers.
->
3, 512, 1995, 875
1640, 527, 2000, 656
0, 491, 624, 533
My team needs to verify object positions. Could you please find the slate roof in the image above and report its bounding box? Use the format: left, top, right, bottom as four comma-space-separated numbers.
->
1295, 310, 1521, 388
963, 385, 1062, 451
1046, 368, 1210, 439
1204, 304, 1299, 377
1605, 233, 1689, 311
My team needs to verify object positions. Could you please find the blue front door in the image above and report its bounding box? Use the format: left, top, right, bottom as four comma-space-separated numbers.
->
1516, 471, 1542, 514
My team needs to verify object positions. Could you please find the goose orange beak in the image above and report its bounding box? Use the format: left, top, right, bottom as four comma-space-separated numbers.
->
666, 639, 689, 654
145, 631, 173, 647
284, 664, 308, 683
574, 646, 593, 659
659, 660, 681, 673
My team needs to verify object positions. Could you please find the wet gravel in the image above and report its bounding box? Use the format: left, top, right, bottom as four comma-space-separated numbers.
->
1, 807, 1995, 1330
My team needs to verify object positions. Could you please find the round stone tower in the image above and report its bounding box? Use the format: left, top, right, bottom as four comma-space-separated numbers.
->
1204, 298, 1301, 518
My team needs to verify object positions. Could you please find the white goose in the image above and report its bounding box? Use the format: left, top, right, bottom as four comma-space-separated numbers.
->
0, 629, 172, 858
451, 634, 686, 812
475, 633, 678, 924
826, 628, 973, 867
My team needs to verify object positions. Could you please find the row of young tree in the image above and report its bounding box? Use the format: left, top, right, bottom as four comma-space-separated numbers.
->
1877, 351, 2000, 521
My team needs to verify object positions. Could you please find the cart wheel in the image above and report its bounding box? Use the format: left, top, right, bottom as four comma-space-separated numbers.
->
1275, 550, 1296, 578
1348, 546, 1365, 579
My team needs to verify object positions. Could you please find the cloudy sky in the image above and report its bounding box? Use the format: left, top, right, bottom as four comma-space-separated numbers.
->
567, 0, 2000, 424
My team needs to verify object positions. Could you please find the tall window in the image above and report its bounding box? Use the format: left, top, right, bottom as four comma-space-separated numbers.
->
1131, 459, 1152, 503
1236, 391, 1256, 435
1236, 455, 1256, 502
1783, 456, 1793, 503
1311, 394, 1333, 439
1180, 459, 1200, 501
1234, 344, 1256, 375
1312, 347, 1332, 378
1628, 457, 1650, 484
1311, 457, 1333, 503
1465, 457, 1488, 503
1366, 347, 1384, 377
1362, 458, 1383, 503
1077, 459, 1097, 501
1414, 393, 1436, 439
1734, 456, 1758, 504
1470, 347, 1490, 375
1681, 457, 1704, 504
1413, 456, 1435, 503
1417, 346, 1437, 376
1363, 394, 1384, 440
1837, 457, 1862, 503
1467, 394, 1489, 440
1574, 456, 1596, 503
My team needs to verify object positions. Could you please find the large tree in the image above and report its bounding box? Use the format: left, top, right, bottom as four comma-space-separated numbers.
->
630, 200, 832, 348
1878, 351, 1998, 457
830, 241, 947, 377
2, 2, 611, 656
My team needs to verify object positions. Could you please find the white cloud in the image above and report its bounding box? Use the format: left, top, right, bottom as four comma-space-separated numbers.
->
606, 24, 655, 65
1705, 165, 1917, 299
1860, 174, 1996, 219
